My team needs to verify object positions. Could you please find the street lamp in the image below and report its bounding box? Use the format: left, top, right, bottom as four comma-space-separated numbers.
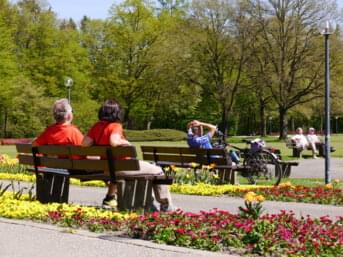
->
268, 117, 272, 135
64, 77, 73, 103
335, 116, 339, 133
320, 20, 336, 184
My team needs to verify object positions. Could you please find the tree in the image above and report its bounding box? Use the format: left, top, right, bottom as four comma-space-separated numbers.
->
248, 0, 338, 139
186, 0, 253, 136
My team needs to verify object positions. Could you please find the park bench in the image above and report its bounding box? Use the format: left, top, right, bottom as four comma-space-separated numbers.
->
286, 140, 335, 158
141, 146, 299, 185
141, 146, 236, 184
15, 144, 172, 211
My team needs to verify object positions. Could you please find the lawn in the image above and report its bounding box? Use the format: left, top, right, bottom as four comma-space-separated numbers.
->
2, 134, 343, 159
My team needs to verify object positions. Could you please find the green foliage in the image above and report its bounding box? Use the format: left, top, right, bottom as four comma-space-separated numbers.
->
0, 0, 341, 138
126, 129, 186, 141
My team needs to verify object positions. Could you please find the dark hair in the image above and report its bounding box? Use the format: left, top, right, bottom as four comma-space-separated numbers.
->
98, 99, 123, 122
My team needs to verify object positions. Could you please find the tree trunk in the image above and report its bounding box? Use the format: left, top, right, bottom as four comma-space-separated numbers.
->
3, 108, 8, 138
220, 106, 229, 138
259, 104, 266, 137
279, 107, 288, 139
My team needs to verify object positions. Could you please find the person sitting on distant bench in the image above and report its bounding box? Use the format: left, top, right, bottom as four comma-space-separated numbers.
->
187, 120, 240, 164
291, 127, 318, 158
306, 127, 321, 159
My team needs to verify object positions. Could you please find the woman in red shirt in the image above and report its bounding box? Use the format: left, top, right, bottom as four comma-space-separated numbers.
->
82, 99, 174, 211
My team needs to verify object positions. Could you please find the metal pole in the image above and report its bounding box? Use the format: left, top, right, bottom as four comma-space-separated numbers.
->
324, 33, 331, 184
68, 88, 71, 104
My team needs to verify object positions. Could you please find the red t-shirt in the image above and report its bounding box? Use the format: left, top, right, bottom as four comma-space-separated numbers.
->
87, 121, 125, 145
35, 123, 84, 146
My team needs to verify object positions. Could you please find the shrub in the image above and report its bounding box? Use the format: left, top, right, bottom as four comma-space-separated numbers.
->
125, 129, 186, 141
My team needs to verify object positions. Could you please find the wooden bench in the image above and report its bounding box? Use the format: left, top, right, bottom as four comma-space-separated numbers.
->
286, 140, 335, 158
16, 144, 172, 211
141, 146, 236, 184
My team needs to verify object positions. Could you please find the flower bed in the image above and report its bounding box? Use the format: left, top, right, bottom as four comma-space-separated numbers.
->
0, 193, 131, 232
0, 191, 342, 256
127, 209, 343, 256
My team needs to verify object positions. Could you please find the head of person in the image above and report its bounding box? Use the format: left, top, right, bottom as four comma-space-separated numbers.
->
191, 125, 203, 137
98, 99, 123, 123
53, 98, 73, 123
308, 127, 315, 134
296, 127, 303, 135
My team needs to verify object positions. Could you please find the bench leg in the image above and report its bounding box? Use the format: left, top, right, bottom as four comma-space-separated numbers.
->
280, 164, 291, 178
117, 179, 153, 212
292, 148, 301, 158
218, 169, 236, 185
36, 173, 69, 204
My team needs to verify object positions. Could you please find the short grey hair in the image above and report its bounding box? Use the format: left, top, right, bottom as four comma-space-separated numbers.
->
53, 98, 72, 123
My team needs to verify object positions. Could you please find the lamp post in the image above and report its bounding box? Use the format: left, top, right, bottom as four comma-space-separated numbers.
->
335, 116, 338, 133
320, 20, 335, 184
64, 77, 73, 103
268, 117, 272, 135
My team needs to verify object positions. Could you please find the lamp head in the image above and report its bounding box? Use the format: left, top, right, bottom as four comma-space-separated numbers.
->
319, 20, 336, 35
64, 77, 73, 88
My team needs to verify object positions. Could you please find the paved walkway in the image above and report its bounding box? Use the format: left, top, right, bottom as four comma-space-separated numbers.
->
0, 157, 342, 257
289, 157, 343, 179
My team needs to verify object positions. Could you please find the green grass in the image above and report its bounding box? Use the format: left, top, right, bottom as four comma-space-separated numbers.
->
2, 134, 343, 160
0, 145, 18, 158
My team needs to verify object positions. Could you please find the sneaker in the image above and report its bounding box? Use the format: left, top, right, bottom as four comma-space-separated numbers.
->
102, 195, 118, 209
160, 203, 177, 212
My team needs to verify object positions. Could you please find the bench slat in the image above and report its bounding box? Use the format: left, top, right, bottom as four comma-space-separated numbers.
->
72, 159, 140, 173
141, 146, 226, 156
36, 145, 71, 155
69, 145, 137, 158
39, 157, 73, 169
16, 143, 33, 153
18, 154, 34, 165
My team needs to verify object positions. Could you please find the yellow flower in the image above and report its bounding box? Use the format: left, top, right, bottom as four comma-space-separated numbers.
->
325, 183, 333, 189
278, 181, 292, 188
170, 165, 176, 171
244, 192, 256, 202
190, 162, 199, 168
209, 163, 216, 169
255, 195, 265, 203
333, 179, 340, 184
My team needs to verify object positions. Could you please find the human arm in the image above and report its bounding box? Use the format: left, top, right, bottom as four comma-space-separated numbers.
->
109, 133, 131, 147
191, 120, 217, 138
81, 136, 94, 147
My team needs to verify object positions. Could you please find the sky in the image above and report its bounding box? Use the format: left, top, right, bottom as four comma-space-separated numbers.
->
9, 0, 343, 22
47, 0, 119, 21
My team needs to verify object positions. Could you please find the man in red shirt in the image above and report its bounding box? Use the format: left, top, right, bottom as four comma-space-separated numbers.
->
33, 98, 83, 146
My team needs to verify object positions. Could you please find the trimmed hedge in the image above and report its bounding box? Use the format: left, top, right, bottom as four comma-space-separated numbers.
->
0, 129, 187, 144
125, 129, 186, 141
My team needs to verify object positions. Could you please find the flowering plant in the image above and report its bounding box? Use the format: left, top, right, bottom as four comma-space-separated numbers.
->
239, 192, 265, 219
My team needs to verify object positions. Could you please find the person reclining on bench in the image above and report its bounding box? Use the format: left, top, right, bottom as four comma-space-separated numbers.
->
186, 120, 240, 164
291, 127, 319, 159
82, 99, 175, 212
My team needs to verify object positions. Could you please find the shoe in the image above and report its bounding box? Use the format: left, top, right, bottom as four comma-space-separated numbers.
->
313, 155, 318, 159
160, 203, 177, 212
102, 195, 118, 209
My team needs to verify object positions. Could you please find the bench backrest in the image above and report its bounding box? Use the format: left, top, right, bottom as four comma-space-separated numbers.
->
16, 144, 139, 179
141, 146, 231, 168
